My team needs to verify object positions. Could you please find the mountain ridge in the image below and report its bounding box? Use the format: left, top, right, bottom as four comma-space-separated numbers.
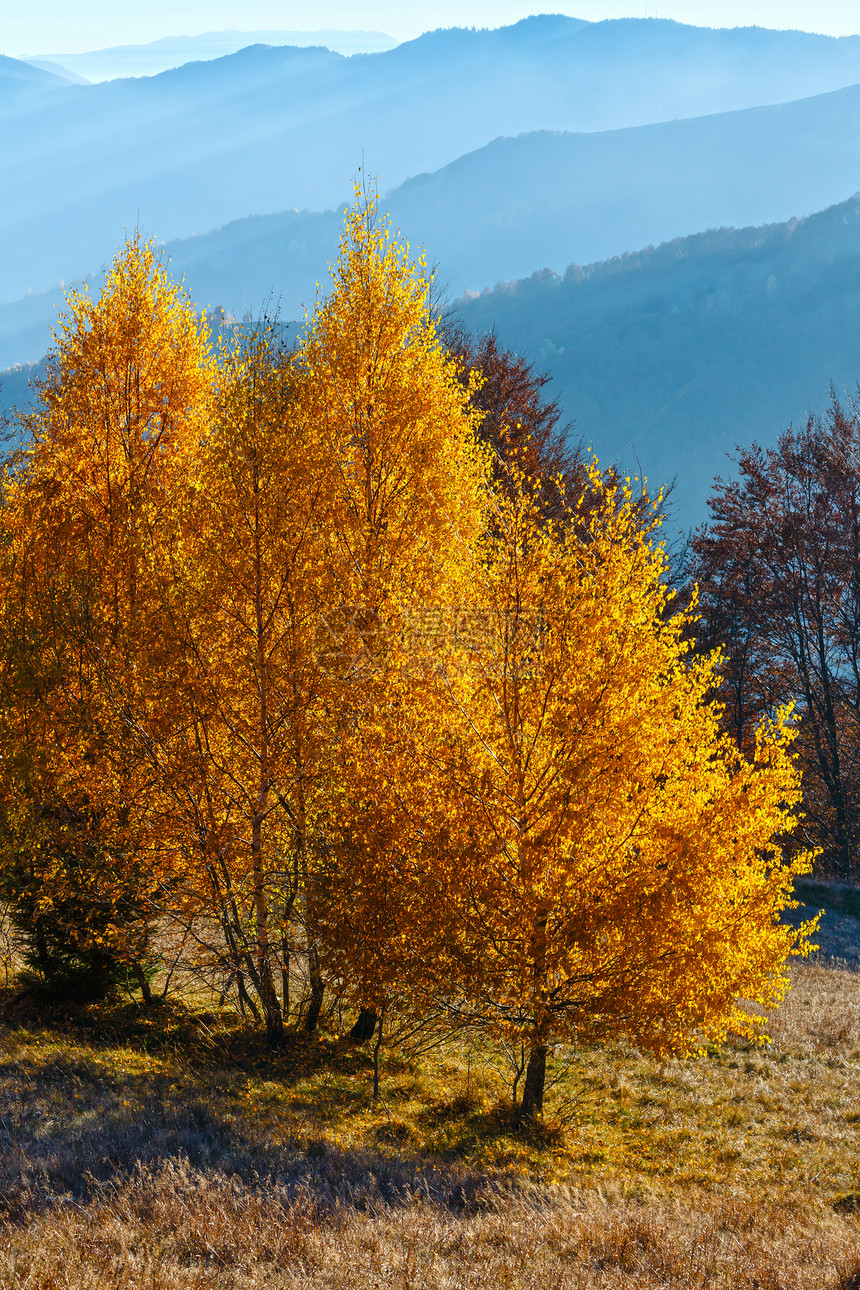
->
9, 72, 860, 371
9, 16, 860, 303
28, 28, 397, 81
8, 192, 860, 536
454, 191, 860, 528
0, 53, 76, 97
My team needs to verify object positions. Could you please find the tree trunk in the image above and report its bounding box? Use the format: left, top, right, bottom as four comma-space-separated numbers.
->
34, 918, 50, 974
250, 474, 284, 1048
258, 957, 285, 1045
517, 1041, 548, 1122
349, 1007, 378, 1043
211, 862, 271, 1032
251, 807, 284, 1044
281, 932, 291, 1018
130, 960, 152, 1004
236, 970, 261, 1023
304, 942, 325, 1032
517, 895, 550, 1123
372, 1007, 385, 1099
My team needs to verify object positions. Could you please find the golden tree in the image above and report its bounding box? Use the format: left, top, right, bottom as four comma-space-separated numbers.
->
296, 188, 488, 1037
144, 191, 487, 1041
321, 468, 816, 1117
0, 237, 213, 998
160, 323, 338, 1041
299, 188, 486, 626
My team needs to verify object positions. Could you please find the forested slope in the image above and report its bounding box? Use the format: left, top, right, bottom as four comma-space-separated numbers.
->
456, 194, 860, 528
9, 17, 860, 302
8, 194, 860, 535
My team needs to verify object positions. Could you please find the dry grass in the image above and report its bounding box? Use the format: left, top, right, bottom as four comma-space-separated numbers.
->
2, 1166, 860, 1289
0, 958, 857, 1287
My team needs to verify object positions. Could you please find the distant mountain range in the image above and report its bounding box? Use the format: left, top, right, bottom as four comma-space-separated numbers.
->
26, 29, 398, 82
455, 193, 860, 530
7, 13, 860, 530
11, 70, 860, 371
7, 193, 860, 534
9, 16, 860, 304
23, 59, 88, 85
0, 52, 74, 97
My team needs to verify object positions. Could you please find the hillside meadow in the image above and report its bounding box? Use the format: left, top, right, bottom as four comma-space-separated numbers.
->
0, 956, 855, 1287
0, 205, 856, 1286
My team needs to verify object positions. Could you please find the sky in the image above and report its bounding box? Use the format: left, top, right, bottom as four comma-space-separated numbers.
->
6, 0, 860, 54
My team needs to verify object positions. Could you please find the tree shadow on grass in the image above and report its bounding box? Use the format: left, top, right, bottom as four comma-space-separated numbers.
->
414, 1092, 566, 1157
0, 1043, 518, 1223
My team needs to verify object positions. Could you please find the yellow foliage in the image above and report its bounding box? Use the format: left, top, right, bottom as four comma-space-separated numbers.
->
298, 183, 487, 621
0, 237, 214, 979
320, 466, 816, 1073
0, 201, 816, 1076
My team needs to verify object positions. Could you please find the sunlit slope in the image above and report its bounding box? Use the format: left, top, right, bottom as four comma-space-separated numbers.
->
9, 16, 860, 301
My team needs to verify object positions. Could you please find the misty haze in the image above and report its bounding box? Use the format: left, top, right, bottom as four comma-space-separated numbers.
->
1, 10, 860, 1288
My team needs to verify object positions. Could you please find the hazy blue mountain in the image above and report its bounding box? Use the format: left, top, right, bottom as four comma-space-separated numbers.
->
453, 194, 860, 530
0, 53, 75, 103
30, 29, 397, 81
0, 207, 343, 371
21, 58, 89, 85
10, 16, 860, 302
0, 281, 76, 370
8, 194, 860, 538
381, 94, 860, 294
0, 360, 43, 421
12, 73, 860, 370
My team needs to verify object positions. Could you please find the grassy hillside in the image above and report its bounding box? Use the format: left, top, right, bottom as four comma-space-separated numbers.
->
0, 956, 856, 1287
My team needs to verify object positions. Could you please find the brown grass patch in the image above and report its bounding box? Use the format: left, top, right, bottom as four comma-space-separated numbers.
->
0, 1166, 857, 1288
0, 958, 856, 1286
